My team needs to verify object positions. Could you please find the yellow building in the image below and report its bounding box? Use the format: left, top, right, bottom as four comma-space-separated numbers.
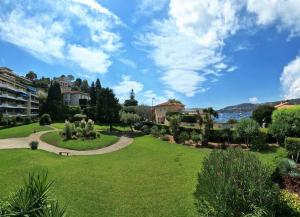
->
274, 102, 296, 110
154, 101, 185, 124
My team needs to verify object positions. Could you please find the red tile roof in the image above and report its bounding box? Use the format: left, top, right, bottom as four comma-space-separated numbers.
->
154, 101, 184, 108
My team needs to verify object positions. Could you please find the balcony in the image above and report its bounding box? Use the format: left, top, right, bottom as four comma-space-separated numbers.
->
16, 96, 27, 102
0, 83, 28, 95
0, 93, 16, 100
0, 103, 27, 109
31, 106, 39, 110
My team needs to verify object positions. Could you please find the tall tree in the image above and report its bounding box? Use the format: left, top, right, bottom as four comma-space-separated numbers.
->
90, 82, 97, 106
42, 82, 63, 121
25, 71, 37, 81
96, 88, 121, 131
95, 78, 101, 91
74, 78, 82, 87
124, 89, 138, 106
80, 79, 89, 93
252, 105, 275, 127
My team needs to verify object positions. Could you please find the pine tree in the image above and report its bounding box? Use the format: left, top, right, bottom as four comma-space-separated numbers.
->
43, 82, 63, 121
124, 89, 138, 106
90, 82, 97, 106
95, 78, 101, 91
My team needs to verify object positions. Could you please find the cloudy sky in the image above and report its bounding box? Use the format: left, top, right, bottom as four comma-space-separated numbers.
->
0, 0, 300, 108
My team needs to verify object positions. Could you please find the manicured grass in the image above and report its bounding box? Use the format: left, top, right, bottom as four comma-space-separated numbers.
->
0, 123, 51, 139
0, 136, 285, 217
40, 131, 119, 150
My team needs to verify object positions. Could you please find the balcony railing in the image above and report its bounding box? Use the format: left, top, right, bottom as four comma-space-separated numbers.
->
0, 93, 16, 100
0, 83, 28, 95
0, 103, 27, 109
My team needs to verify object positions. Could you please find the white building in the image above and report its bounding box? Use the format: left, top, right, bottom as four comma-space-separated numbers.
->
0, 67, 39, 118
62, 91, 90, 106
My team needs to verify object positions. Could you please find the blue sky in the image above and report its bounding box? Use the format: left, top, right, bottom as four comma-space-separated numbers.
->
0, 0, 300, 109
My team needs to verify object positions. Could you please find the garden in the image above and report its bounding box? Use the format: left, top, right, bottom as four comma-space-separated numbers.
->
2, 104, 300, 216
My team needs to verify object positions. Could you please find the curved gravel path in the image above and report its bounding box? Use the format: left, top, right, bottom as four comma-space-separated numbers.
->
0, 128, 133, 156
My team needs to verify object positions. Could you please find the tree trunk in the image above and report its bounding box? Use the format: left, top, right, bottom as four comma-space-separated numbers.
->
109, 122, 113, 131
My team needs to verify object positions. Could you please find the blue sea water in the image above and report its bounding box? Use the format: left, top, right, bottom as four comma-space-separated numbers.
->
215, 111, 252, 123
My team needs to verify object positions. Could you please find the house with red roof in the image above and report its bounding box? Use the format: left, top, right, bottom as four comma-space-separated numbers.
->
154, 100, 185, 124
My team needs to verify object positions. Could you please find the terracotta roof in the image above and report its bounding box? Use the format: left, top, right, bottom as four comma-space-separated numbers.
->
274, 102, 296, 109
154, 101, 184, 108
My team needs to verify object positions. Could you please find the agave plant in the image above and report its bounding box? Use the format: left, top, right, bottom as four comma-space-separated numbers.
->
2, 172, 66, 217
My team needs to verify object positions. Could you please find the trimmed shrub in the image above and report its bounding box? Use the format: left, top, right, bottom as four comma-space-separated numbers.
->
251, 132, 268, 151
141, 125, 150, 135
191, 133, 201, 143
64, 121, 73, 140
235, 119, 260, 147
150, 126, 160, 137
195, 148, 280, 217
29, 141, 39, 150
285, 137, 300, 162
39, 113, 52, 125
169, 115, 181, 142
160, 128, 167, 136
178, 131, 190, 144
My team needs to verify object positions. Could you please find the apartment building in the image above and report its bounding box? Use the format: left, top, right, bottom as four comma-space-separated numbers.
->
0, 67, 39, 118
62, 90, 90, 106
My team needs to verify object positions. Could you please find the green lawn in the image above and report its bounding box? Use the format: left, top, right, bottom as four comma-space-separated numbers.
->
0, 123, 51, 139
0, 135, 285, 217
40, 131, 119, 150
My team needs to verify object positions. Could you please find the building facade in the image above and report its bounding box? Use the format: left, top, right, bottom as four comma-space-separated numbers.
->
54, 76, 73, 92
62, 91, 90, 106
0, 67, 39, 118
154, 101, 185, 124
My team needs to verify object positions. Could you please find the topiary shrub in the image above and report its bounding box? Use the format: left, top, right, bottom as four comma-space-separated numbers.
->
178, 131, 190, 144
29, 141, 39, 150
39, 113, 52, 125
141, 125, 150, 135
251, 132, 268, 152
150, 126, 160, 138
64, 120, 73, 140
195, 148, 280, 217
285, 137, 300, 162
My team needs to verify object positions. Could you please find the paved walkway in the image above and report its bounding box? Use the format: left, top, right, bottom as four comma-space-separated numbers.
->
0, 128, 133, 156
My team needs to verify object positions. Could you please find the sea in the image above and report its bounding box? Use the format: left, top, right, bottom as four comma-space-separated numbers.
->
215, 111, 252, 123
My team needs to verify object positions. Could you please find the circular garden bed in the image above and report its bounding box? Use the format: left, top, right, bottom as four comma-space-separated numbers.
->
41, 131, 119, 151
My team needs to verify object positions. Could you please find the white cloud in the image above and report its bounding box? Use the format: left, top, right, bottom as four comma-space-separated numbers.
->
280, 56, 300, 99
0, 0, 121, 74
249, 97, 258, 104
68, 45, 111, 73
134, 0, 168, 19
137, 0, 243, 97
247, 0, 300, 37
113, 75, 144, 102
119, 58, 137, 69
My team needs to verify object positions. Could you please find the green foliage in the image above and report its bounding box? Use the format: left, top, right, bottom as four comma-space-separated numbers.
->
285, 137, 300, 162
169, 115, 181, 142
251, 132, 268, 151
0, 172, 65, 216
273, 158, 300, 179
25, 71, 37, 80
135, 105, 153, 121
201, 107, 219, 145
178, 131, 190, 143
235, 119, 260, 146
252, 105, 275, 126
150, 125, 160, 137
29, 141, 39, 150
181, 115, 197, 123
124, 89, 138, 106
220, 128, 232, 144
64, 120, 73, 140
120, 111, 141, 132
270, 107, 300, 144
191, 133, 201, 143
39, 113, 52, 125
24, 117, 32, 125
160, 128, 167, 136
280, 190, 300, 216
195, 148, 280, 217
141, 125, 150, 135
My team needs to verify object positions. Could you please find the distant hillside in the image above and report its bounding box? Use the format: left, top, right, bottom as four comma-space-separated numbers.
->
218, 98, 300, 113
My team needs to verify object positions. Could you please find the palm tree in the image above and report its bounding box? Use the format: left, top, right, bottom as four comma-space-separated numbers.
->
202, 107, 218, 146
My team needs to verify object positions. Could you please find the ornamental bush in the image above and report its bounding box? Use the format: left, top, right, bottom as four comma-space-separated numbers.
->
39, 113, 52, 125
150, 126, 160, 137
285, 137, 300, 162
178, 131, 190, 144
235, 119, 260, 147
195, 148, 280, 217
141, 125, 150, 135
